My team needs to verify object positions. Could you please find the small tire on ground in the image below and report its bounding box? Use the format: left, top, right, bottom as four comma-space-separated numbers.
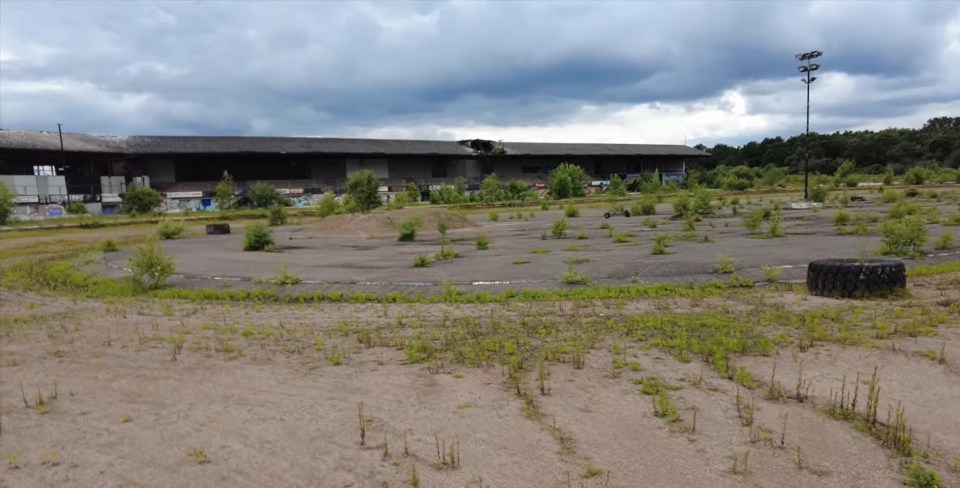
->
603, 212, 611, 219
623, 210, 631, 218
206, 223, 231, 235
806, 258, 905, 298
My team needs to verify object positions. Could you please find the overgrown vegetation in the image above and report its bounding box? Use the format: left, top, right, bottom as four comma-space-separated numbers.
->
121, 186, 163, 214
156, 219, 185, 239
346, 169, 382, 213
129, 241, 175, 290
243, 223, 274, 251
0, 180, 14, 225
397, 217, 422, 242
878, 216, 928, 258
548, 163, 588, 199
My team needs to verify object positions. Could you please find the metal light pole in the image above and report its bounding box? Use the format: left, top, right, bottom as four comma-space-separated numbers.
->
795, 50, 822, 201
57, 123, 66, 171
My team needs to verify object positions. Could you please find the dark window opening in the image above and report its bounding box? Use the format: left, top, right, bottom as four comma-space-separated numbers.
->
431, 161, 448, 178
521, 166, 540, 174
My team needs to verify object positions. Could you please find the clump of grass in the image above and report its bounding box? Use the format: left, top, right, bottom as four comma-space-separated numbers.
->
642, 217, 657, 228
552, 217, 569, 238
564, 203, 580, 218
489, 212, 500, 222
715, 255, 736, 274
633, 197, 657, 216
397, 217, 422, 242
563, 245, 582, 252
272, 264, 301, 285
437, 221, 448, 237
761, 265, 781, 283
267, 205, 287, 226
834, 209, 852, 227
413, 254, 431, 267
584, 461, 602, 478
611, 232, 631, 243
902, 461, 942, 488
357, 402, 368, 445
156, 219, 185, 240
599, 222, 611, 230
122, 414, 134, 423
934, 232, 955, 250
652, 233, 670, 255
475, 234, 492, 250
576, 230, 588, 240
512, 258, 530, 264
560, 266, 591, 285
733, 365, 754, 388
435, 244, 458, 261
99, 239, 119, 253
530, 247, 550, 254
187, 447, 211, 465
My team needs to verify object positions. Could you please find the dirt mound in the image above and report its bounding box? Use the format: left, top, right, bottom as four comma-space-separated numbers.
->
307, 207, 476, 237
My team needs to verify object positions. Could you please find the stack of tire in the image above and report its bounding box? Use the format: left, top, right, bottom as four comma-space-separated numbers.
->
806, 258, 905, 298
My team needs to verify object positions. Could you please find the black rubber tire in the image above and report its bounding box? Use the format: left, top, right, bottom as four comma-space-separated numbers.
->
205, 223, 231, 235
604, 212, 611, 219
806, 258, 905, 298
623, 210, 631, 218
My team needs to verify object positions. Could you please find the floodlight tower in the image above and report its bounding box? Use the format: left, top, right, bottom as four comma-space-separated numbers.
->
796, 50, 822, 200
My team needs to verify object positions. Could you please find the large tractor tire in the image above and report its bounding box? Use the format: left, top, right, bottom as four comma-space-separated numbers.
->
205, 223, 231, 235
806, 259, 905, 298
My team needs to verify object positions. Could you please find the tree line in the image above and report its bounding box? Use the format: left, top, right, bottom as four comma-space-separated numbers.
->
693, 117, 960, 176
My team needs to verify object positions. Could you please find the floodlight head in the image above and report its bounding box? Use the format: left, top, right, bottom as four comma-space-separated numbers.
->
795, 50, 823, 61
808, 63, 820, 71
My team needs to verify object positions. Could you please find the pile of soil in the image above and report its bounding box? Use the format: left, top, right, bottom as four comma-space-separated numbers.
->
306, 207, 476, 237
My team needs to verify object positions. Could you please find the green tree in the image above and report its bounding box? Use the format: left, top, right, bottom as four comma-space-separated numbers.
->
316, 191, 341, 218
249, 181, 290, 208
346, 169, 382, 213
0, 181, 14, 225
214, 170, 237, 210
405, 183, 421, 203
503, 180, 533, 201
120, 186, 163, 214
607, 174, 627, 197
548, 163, 588, 199
478, 173, 504, 202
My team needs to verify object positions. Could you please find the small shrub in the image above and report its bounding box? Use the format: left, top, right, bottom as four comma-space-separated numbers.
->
316, 191, 341, 218
576, 230, 588, 240
833, 210, 852, 227
652, 233, 670, 255
435, 244, 458, 261
560, 266, 591, 285
633, 197, 657, 216
66, 202, 88, 215
766, 208, 785, 238
156, 219, 185, 240
121, 186, 163, 214
934, 232, 955, 251
880, 190, 903, 204
548, 162, 588, 199
413, 254, 431, 267
437, 221, 448, 237
345, 169, 382, 213
551, 217, 569, 239
249, 181, 291, 208
397, 217, 422, 242
879, 216, 928, 258
564, 203, 580, 218
273, 265, 301, 286
267, 205, 287, 226
530, 247, 550, 254
761, 265, 781, 282
243, 223, 274, 251
902, 461, 942, 488
809, 185, 828, 203
743, 209, 765, 232
489, 212, 500, 222
513, 258, 530, 264
612, 232, 631, 243
129, 241, 175, 290
904, 187, 920, 198
642, 217, 657, 228
99, 239, 119, 253
715, 255, 736, 274
540, 200, 550, 211
475, 234, 491, 250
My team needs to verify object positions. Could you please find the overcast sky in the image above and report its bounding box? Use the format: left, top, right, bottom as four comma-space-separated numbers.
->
1, 1, 958, 146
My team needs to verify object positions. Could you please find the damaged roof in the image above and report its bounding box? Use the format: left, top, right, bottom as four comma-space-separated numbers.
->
0, 130, 710, 158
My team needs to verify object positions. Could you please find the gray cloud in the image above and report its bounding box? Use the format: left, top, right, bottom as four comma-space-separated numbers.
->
1, 1, 957, 141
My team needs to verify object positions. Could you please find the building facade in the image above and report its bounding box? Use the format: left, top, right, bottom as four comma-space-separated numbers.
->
0, 130, 709, 217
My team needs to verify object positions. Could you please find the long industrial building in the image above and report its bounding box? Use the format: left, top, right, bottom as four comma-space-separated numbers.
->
0, 129, 709, 217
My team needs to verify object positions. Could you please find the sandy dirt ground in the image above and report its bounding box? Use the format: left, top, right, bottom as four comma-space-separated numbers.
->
2, 279, 958, 488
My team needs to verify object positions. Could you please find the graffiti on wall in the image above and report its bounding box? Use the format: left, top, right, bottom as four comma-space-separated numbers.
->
162, 197, 219, 213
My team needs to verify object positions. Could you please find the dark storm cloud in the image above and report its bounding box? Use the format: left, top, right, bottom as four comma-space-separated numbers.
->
0, 1, 957, 138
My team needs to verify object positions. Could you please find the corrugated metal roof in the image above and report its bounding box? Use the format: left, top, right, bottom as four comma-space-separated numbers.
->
0, 130, 710, 157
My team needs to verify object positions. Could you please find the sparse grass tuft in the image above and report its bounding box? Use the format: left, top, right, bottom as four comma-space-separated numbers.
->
187, 447, 211, 465
435, 244, 458, 261
99, 239, 119, 253
552, 217, 569, 238
413, 254, 432, 267
564, 203, 580, 218
156, 219, 185, 240
560, 266, 591, 285
934, 232, 955, 250
652, 233, 670, 255
530, 247, 550, 254
475, 234, 492, 250
761, 265, 781, 282
902, 461, 942, 488
715, 255, 736, 274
